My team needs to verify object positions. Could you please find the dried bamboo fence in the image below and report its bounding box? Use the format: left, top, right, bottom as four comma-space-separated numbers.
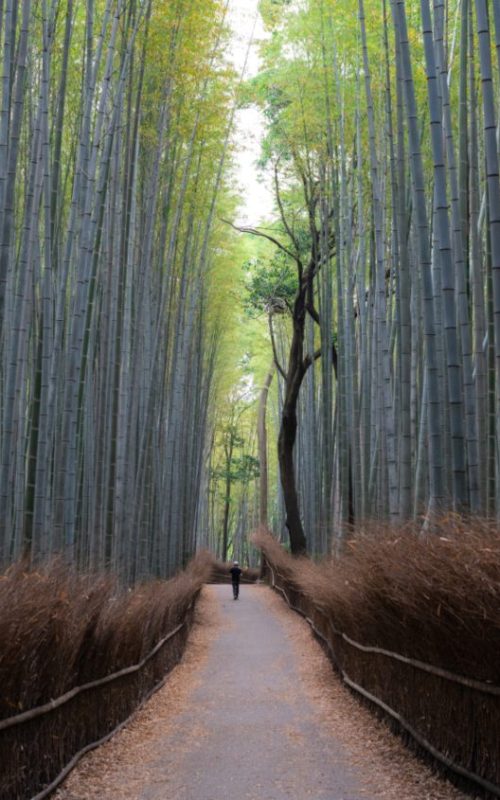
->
0, 597, 199, 800
266, 561, 500, 799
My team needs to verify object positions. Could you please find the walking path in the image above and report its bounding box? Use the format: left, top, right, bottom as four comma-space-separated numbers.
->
56, 585, 469, 800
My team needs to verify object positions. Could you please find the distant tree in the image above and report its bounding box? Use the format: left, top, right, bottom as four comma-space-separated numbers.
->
230, 168, 337, 554
211, 413, 260, 561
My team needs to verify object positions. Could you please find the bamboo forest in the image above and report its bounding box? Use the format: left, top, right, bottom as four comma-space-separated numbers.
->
2, 0, 500, 797
3, 0, 500, 574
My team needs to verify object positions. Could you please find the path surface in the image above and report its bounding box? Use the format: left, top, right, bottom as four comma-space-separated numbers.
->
146, 585, 364, 799
56, 585, 470, 800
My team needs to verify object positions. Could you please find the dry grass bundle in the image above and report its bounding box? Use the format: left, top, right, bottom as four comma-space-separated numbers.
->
254, 519, 500, 682
0, 550, 214, 720
0, 550, 215, 799
0, 561, 117, 717
252, 527, 302, 584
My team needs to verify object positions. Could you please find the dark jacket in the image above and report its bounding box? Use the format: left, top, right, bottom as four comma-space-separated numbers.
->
230, 566, 242, 584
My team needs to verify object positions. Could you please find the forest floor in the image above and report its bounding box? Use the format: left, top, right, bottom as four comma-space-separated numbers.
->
55, 585, 473, 800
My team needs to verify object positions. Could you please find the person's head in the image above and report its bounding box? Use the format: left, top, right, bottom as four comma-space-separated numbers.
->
233, 560, 239, 566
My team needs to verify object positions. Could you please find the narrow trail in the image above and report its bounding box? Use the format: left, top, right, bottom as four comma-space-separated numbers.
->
56, 586, 469, 800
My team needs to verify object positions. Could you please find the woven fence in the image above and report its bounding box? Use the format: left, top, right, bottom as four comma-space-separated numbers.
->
0, 596, 198, 800
266, 561, 500, 799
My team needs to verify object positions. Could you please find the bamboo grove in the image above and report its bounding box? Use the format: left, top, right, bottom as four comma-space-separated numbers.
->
2, 0, 500, 571
0, 0, 242, 579
232, 0, 500, 555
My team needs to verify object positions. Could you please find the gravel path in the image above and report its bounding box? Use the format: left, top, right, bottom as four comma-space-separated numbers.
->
56, 585, 472, 800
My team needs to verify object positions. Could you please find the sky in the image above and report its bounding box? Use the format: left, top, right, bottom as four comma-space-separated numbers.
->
227, 0, 274, 225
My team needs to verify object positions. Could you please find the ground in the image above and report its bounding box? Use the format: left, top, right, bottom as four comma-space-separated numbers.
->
55, 585, 472, 800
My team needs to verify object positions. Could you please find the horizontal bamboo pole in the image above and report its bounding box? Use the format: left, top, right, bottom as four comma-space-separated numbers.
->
30, 660, 178, 800
0, 621, 185, 732
341, 674, 500, 798
270, 565, 500, 694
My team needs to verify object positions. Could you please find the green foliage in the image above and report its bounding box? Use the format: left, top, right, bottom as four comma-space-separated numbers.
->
212, 453, 260, 485
259, 0, 293, 28
243, 252, 298, 316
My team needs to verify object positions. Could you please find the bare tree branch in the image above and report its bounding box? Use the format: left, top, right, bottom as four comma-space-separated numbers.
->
306, 302, 320, 325
273, 161, 302, 262
221, 218, 300, 265
303, 340, 338, 377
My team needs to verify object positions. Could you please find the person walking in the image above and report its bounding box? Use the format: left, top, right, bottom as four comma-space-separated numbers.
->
230, 560, 242, 600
